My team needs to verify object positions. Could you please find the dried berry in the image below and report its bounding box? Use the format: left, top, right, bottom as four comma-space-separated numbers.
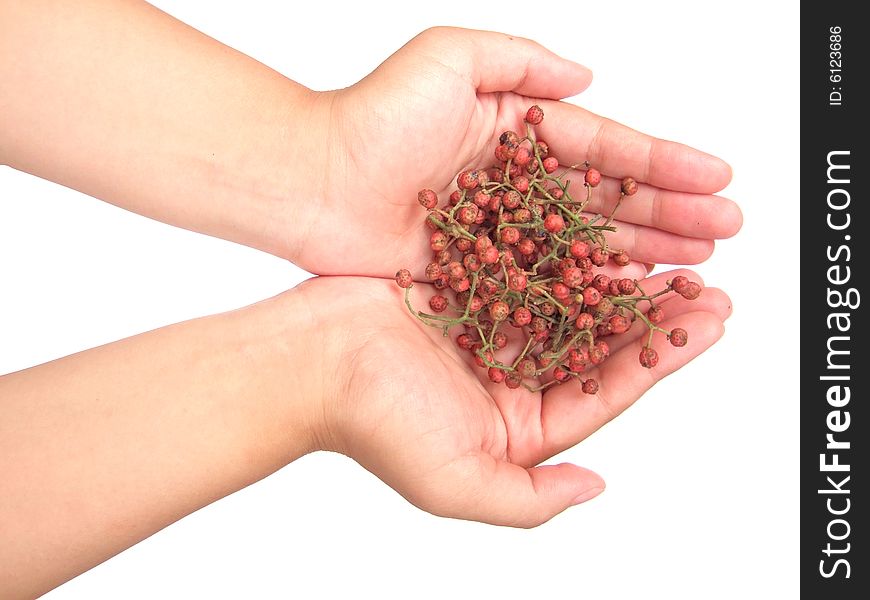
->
544, 213, 565, 233
429, 295, 448, 313
418, 189, 438, 209
396, 105, 701, 393
621, 177, 638, 196
584, 168, 601, 187
525, 105, 544, 125
582, 378, 600, 395
647, 305, 665, 324
639, 346, 659, 368
395, 269, 412, 289
669, 328, 688, 347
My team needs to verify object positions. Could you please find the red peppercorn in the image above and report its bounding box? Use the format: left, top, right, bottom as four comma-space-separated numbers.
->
500, 227, 521, 245
590, 247, 609, 267
575, 312, 595, 330
457, 170, 480, 190
456, 333, 474, 350
513, 307, 532, 326
669, 328, 688, 347
395, 269, 412, 289
446, 261, 466, 280
612, 250, 631, 267
609, 314, 631, 334
647, 305, 665, 324
581, 378, 599, 395
553, 366, 571, 383
457, 204, 478, 225
621, 177, 638, 196
508, 272, 528, 292
544, 213, 565, 233
584, 168, 601, 187
424, 262, 442, 281
514, 146, 532, 167
513, 208, 532, 223
679, 282, 702, 300
639, 346, 659, 368
562, 267, 583, 288
488, 367, 507, 384
525, 105, 544, 125
493, 331, 508, 350
418, 189, 438, 209
592, 274, 611, 293
429, 295, 448, 313
502, 190, 522, 209
478, 245, 500, 265
449, 277, 470, 293
512, 175, 530, 194
569, 239, 590, 259
490, 300, 510, 321
617, 278, 637, 295
474, 349, 494, 369
504, 372, 523, 389
552, 282, 571, 301
582, 286, 602, 306
430, 231, 448, 252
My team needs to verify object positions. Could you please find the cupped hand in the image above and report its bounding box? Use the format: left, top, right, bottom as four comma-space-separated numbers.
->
299, 273, 732, 527
293, 27, 741, 277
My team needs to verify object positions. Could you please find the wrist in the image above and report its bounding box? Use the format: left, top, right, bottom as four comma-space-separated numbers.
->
247, 285, 333, 458
240, 88, 337, 263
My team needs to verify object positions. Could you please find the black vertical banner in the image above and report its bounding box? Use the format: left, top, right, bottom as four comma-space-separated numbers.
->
802, 5, 866, 597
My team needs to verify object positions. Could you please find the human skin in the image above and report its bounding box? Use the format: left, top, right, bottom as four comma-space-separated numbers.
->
0, 1, 742, 278
0, 272, 732, 598
0, 0, 741, 596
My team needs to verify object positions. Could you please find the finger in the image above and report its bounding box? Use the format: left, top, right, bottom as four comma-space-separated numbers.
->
605, 286, 732, 354
576, 267, 714, 355
538, 310, 725, 460
590, 218, 715, 265
429, 454, 604, 527
617, 268, 707, 313
560, 171, 743, 240
411, 27, 592, 98
594, 260, 648, 282
535, 100, 732, 194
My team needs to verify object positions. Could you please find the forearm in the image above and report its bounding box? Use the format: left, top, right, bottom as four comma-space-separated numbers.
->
0, 0, 328, 260
0, 288, 324, 598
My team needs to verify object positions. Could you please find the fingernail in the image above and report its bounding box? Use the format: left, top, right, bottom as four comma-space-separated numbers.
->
570, 486, 604, 506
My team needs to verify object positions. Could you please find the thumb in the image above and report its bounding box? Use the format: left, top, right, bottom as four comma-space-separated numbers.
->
431, 453, 605, 528
407, 27, 592, 99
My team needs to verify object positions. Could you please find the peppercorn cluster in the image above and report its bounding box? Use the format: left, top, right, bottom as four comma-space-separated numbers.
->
396, 105, 700, 393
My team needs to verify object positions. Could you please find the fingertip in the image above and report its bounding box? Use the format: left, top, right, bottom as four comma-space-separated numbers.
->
679, 311, 726, 348
667, 286, 733, 322
686, 239, 715, 265
692, 312, 727, 351
525, 52, 593, 99
550, 463, 605, 507
719, 196, 744, 238
571, 484, 605, 506
559, 59, 593, 96
703, 154, 733, 193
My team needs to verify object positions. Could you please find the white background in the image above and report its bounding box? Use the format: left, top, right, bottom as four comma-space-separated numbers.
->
0, 1, 799, 598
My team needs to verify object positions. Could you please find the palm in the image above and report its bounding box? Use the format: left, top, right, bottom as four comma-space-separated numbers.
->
303, 272, 731, 526
299, 28, 741, 278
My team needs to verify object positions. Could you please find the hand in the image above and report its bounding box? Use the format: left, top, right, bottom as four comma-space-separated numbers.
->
292, 27, 742, 277
301, 273, 732, 527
